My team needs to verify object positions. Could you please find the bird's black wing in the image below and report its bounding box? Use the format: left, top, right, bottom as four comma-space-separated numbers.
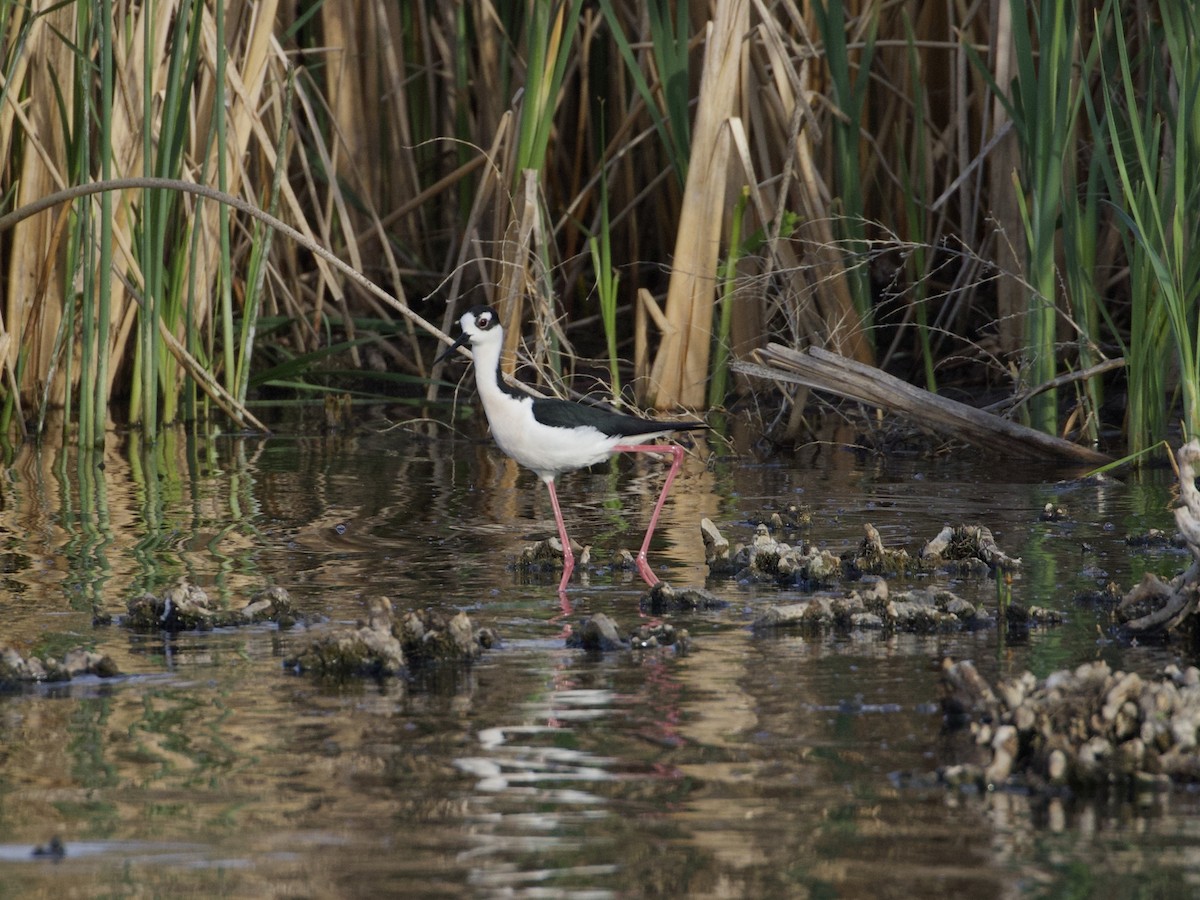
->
530, 396, 705, 438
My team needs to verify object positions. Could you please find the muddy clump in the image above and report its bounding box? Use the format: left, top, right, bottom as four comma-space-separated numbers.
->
565, 613, 691, 654
566, 612, 625, 651
701, 519, 842, 585
1040, 502, 1069, 522
1124, 528, 1181, 549
125, 581, 298, 631
753, 578, 993, 633
750, 503, 813, 532
399, 607, 498, 664
1, 645, 120, 686
919, 524, 1021, 575
629, 621, 691, 652
640, 580, 728, 614
285, 597, 496, 679
515, 537, 588, 572
702, 518, 1019, 585
939, 657, 1200, 793
845, 523, 912, 576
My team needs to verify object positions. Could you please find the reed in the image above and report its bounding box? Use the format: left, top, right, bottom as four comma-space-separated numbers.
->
811, 0, 877, 337
0, 0, 290, 441
0, 0, 1195, 455
896, 11, 935, 392
708, 187, 748, 410
646, 0, 746, 410
589, 173, 621, 402
234, 69, 294, 407
1058, 115, 1108, 447
989, 0, 1080, 434
1096, 0, 1200, 449
597, 0, 690, 185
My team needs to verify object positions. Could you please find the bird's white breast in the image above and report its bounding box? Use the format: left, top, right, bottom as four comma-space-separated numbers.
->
484, 392, 619, 480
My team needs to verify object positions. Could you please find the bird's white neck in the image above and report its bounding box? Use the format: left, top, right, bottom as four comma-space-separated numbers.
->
467, 333, 514, 411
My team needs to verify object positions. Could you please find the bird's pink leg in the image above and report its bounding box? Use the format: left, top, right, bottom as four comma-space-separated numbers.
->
543, 476, 575, 593
612, 444, 685, 586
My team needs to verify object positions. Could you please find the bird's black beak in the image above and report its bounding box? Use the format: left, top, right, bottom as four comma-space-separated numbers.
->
434, 330, 471, 365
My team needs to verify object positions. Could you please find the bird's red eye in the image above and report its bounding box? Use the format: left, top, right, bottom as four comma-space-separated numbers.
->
478, 313, 492, 328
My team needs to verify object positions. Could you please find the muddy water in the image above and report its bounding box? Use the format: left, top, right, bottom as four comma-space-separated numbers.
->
0, 424, 1196, 897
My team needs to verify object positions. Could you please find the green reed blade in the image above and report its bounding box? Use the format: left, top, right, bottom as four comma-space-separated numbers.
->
812, 0, 877, 335
93, 0, 113, 447
596, 0, 689, 183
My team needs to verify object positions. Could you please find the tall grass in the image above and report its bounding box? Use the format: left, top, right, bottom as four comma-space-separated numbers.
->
895, 10, 935, 392
976, 0, 1082, 434
0, 1, 1196, 456
811, 0, 877, 339
93, 0, 114, 447
0, 0, 288, 442
589, 171, 621, 402
597, 0, 690, 186
1096, 0, 1200, 449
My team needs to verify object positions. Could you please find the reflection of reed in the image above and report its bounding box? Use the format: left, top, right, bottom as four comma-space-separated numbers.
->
2, 428, 273, 625
75, 447, 115, 609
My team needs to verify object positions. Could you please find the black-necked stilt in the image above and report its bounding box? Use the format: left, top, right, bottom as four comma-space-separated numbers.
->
437, 305, 706, 591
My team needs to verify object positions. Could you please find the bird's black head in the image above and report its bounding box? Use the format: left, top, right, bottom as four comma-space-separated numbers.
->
435, 305, 503, 364
466, 305, 500, 332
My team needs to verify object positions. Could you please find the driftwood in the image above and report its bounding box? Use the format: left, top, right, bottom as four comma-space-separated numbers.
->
1119, 439, 1200, 633
735, 343, 1111, 465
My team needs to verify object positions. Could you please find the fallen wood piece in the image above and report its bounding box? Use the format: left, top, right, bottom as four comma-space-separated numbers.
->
735, 343, 1111, 465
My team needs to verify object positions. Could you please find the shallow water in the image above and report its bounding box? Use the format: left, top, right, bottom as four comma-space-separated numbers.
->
1, 423, 1197, 897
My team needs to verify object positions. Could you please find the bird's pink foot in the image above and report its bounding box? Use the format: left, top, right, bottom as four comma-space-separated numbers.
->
635, 552, 659, 587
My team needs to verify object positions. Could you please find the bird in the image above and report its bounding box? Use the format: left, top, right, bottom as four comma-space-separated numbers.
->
437, 305, 706, 592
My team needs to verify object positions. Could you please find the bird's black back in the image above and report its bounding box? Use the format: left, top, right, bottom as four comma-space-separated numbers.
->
530, 396, 706, 439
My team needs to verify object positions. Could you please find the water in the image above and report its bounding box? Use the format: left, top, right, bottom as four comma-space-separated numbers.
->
1, 422, 1197, 897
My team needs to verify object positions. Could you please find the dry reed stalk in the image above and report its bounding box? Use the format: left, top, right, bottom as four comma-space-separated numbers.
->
0, 12, 30, 167
315, 0, 428, 261
320, 1, 376, 211
243, 65, 375, 335
986, 0, 1025, 357
647, 0, 748, 410
371, 0, 424, 228
469, 5, 508, 146
723, 117, 766, 387
427, 164, 509, 404
188, 0, 281, 303
433, 112, 513, 345
290, 65, 378, 365
4, 2, 74, 407
499, 171, 542, 374
742, 343, 1111, 464
633, 287, 655, 393
755, 9, 872, 363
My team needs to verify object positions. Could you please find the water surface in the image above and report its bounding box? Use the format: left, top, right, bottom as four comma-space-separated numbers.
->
0, 424, 1195, 897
